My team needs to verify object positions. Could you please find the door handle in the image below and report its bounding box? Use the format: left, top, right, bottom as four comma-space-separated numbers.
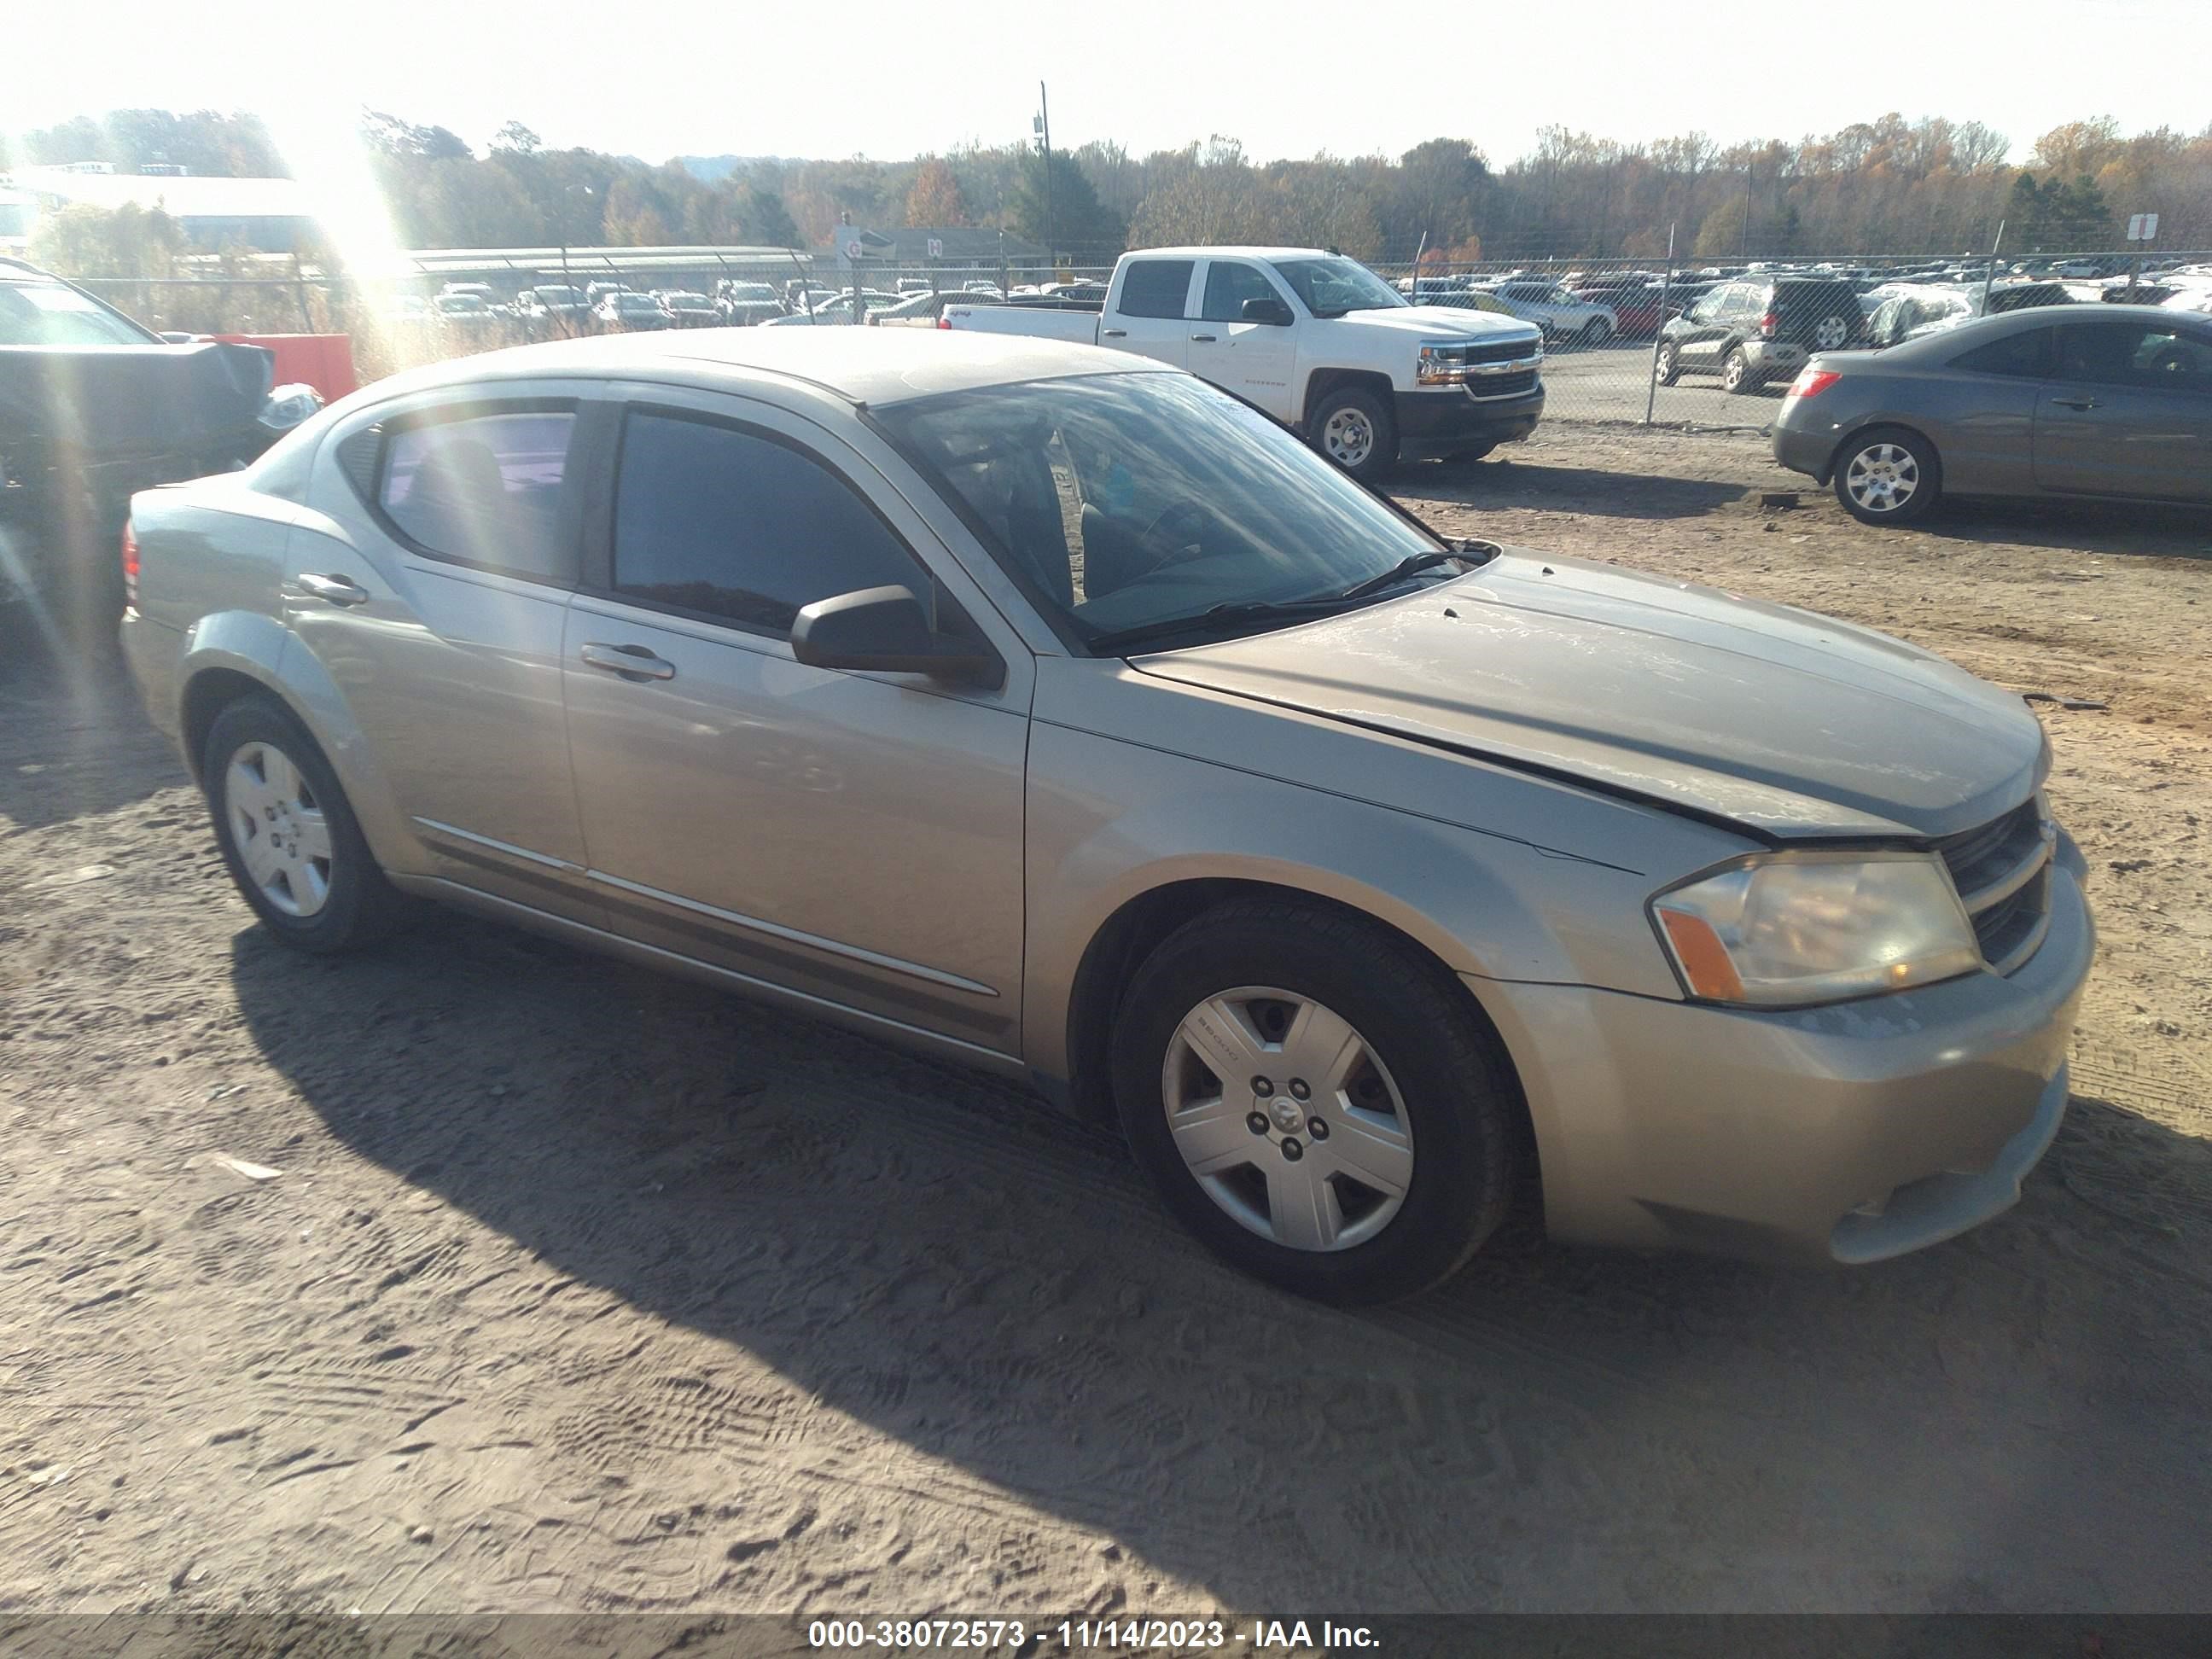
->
296, 573, 369, 607
1101, 328, 1126, 338
1190, 333, 1218, 342
2052, 396, 2099, 410
579, 642, 677, 681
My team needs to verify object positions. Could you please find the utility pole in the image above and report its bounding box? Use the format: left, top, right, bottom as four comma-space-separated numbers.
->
1035, 82, 1053, 278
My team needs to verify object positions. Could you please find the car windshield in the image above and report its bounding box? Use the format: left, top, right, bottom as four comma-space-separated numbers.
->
1269, 257, 1405, 317
0, 279, 157, 346
876, 371, 1455, 653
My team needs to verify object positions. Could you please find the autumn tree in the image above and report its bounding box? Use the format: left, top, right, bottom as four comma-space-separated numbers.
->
905, 157, 969, 227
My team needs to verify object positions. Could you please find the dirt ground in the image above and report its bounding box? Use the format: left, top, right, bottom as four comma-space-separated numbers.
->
3, 422, 2209, 1624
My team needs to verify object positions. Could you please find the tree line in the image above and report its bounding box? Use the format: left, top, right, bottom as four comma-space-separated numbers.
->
15, 108, 2212, 272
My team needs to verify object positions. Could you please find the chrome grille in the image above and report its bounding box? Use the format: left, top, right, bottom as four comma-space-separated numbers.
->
1936, 797, 2055, 975
1465, 337, 1538, 365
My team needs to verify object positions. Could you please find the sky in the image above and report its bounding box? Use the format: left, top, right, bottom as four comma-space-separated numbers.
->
11, 0, 2209, 170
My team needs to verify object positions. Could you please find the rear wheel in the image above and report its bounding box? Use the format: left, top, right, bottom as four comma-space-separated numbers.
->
1721, 346, 1757, 394
1832, 427, 1941, 526
1307, 386, 1396, 485
1111, 899, 1518, 1305
203, 694, 409, 952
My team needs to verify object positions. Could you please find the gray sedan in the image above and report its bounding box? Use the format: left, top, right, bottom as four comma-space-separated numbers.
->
119, 331, 2091, 1304
1773, 305, 2212, 524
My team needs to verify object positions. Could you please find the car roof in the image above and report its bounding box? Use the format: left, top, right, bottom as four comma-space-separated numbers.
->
1881, 302, 2197, 358
364, 329, 1173, 408
1126, 245, 1334, 262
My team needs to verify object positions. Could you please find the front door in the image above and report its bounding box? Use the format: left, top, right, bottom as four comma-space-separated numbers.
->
2034, 318, 2212, 502
1102, 258, 1197, 369
1185, 259, 1300, 422
285, 387, 606, 924
560, 392, 1030, 1057
1676, 283, 1747, 367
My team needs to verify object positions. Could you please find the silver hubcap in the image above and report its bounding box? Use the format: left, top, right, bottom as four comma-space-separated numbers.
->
1815, 317, 1847, 348
1656, 347, 1674, 378
1322, 407, 1374, 467
224, 742, 333, 917
1162, 987, 1414, 1253
1725, 354, 1746, 387
1845, 443, 1920, 513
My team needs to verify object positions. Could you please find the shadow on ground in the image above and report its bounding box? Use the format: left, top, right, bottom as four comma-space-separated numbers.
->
1396, 463, 1749, 521
228, 904, 2212, 1612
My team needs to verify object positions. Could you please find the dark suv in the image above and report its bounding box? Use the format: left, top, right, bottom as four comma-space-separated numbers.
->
1654, 276, 1867, 393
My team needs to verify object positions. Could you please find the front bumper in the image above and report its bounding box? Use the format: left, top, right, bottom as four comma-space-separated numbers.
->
1393, 383, 1545, 457
1474, 857, 2094, 1265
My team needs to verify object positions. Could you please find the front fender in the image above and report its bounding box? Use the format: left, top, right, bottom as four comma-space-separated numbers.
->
1020, 718, 1685, 1083
177, 609, 414, 866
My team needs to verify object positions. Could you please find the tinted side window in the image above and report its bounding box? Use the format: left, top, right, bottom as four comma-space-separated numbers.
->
2055, 321, 2212, 389
1201, 261, 1278, 322
1951, 328, 2052, 379
611, 410, 922, 636
380, 410, 577, 583
1117, 259, 1196, 320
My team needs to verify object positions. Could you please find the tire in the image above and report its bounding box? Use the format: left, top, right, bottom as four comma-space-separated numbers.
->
1579, 318, 1610, 348
1831, 426, 1941, 527
202, 693, 409, 952
1110, 899, 1519, 1305
1653, 341, 1682, 386
1721, 346, 1758, 394
1307, 385, 1396, 485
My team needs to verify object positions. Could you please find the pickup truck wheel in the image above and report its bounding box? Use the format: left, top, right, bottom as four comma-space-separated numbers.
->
1111, 899, 1517, 1305
1721, 346, 1757, 394
203, 695, 409, 953
1832, 427, 1941, 526
1654, 341, 1682, 385
1308, 387, 1395, 483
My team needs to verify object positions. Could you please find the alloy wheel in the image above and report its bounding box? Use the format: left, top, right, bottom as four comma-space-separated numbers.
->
1844, 443, 1921, 515
1161, 987, 1414, 1252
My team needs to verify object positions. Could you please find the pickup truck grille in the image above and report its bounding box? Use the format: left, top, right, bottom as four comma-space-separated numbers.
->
1465, 337, 1538, 365
1467, 369, 1540, 400
1936, 796, 2055, 975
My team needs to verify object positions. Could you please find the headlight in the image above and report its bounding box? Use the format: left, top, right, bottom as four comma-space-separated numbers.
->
258, 383, 323, 433
1650, 852, 1981, 1007
1417, 342, 1470, 386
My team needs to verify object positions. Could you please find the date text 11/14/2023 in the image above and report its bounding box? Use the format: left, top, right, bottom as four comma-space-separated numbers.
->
805, 1618, 1382, 1650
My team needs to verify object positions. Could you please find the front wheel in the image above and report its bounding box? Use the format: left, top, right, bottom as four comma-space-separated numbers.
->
1654, 342, 1681, 385
1307, 387, 1396, 485
1833, 427, 1941, 526
1111, 899, 1518, 1305
1579, 318, 1610, 348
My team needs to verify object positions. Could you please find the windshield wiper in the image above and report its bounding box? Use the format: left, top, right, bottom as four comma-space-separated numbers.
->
1335, 549, 1471, 601
1086, 597, 1359, 656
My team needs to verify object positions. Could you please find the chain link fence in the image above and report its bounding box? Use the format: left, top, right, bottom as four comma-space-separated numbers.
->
68, 244, 2212, 427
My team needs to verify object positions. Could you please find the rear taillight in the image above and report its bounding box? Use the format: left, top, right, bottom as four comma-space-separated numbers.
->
1759, 311, 1779, 339
1787, 368, 1840, 400
121, 519, 140, 614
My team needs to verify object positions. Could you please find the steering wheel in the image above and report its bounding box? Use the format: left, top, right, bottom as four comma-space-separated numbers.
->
1140, 501, 1211, 565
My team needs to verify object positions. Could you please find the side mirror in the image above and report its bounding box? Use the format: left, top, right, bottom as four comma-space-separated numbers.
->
790, 585, 1005, 690
1241, 296, 1294, 327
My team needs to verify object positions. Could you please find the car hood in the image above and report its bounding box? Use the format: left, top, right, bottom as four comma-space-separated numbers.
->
1131, 551, 2045, 839
1338, 306, 1545, 345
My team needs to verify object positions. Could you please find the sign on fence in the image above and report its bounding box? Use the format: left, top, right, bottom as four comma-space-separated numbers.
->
2128, 213, 2159, 242
928, 238, 944, 259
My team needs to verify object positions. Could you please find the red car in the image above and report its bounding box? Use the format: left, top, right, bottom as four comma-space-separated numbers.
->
1571, 282, 1667, 338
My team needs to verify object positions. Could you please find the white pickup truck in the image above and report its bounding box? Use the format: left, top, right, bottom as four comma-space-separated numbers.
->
943, 246, 1545, 480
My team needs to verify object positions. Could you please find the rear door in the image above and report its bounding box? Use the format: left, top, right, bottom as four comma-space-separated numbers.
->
287, 384, 608, 924
2034, 318, 2212, 502
1103, 258, 1198, 368
1184, 258, 1299, 421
